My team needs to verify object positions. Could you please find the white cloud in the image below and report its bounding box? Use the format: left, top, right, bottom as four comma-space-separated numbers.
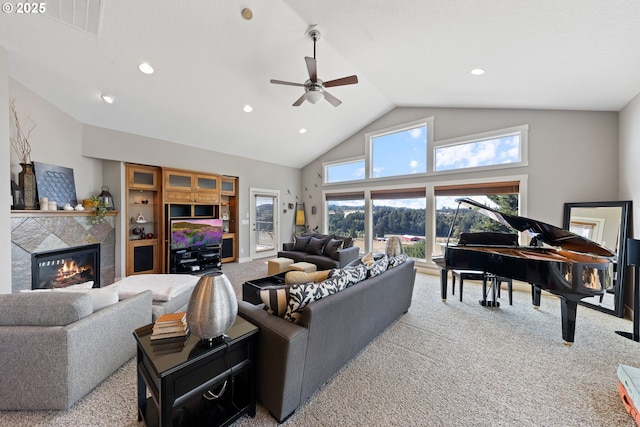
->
409, 127, 423, 139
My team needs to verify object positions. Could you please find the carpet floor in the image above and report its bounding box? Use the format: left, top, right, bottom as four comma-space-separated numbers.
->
1, 259, 639, 426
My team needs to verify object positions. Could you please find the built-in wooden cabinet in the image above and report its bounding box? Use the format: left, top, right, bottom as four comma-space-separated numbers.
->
126, 164, 161, 275
164, 169, 220, 204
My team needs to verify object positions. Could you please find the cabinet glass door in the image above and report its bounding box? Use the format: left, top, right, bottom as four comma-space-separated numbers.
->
166, 172, 193, 190
196, 175, 218, 191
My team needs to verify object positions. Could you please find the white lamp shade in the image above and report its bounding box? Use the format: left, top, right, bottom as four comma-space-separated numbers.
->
304, 90, 324, 104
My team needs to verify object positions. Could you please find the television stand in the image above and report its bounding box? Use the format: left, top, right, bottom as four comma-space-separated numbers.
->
170, 245, 221, 274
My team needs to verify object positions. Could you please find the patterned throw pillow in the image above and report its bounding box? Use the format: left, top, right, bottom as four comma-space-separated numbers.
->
284, 275, 347, 322
260, 285, 291, 317
292, 235, 312, 251
367, 254, 389, 278
388, 254, 408, 268
330, 264, 367, 287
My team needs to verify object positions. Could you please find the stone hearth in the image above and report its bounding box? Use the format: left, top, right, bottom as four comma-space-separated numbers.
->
11, 212, 116, 293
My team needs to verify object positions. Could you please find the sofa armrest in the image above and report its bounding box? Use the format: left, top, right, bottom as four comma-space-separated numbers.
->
282, 242, 294, 251
238, 301, 309, 422
333, 245, 360, 267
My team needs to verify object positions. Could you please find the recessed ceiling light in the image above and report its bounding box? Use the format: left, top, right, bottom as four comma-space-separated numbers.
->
241, 8, 253, 20
100, 93, 116, 104
470, 68, 485, 76
243, 105, 253, 113
138, 62, 154, 75
299, 128, 307, 134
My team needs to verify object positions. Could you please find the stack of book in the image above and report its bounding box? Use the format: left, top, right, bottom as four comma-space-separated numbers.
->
617, 364, 640, 425
150, 312, 189, 354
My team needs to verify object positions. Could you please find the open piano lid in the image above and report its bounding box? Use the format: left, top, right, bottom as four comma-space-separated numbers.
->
456, 198, 615, 257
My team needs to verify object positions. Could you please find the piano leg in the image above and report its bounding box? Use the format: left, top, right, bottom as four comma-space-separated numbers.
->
440, 268, 448, 301
560, 298, 578, 345
531, 285, 541, 309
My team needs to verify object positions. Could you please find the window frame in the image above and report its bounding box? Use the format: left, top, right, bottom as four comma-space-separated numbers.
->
431, 124, 529, 175
365, 117, 433, 181
323, 156, 366, 185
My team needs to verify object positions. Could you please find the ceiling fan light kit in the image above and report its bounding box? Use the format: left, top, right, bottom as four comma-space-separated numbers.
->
270, 27, 358, 107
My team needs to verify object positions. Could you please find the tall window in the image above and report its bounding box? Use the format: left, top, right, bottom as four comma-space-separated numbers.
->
369, 121, 428, 179
433, 182, 520, 256
371, 189, 426, 260
326, 192, 365, 253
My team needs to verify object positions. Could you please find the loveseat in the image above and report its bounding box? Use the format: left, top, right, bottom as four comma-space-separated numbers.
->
238, 256, 416, 422
277, 233, 360, 270
0, 289, 152, 410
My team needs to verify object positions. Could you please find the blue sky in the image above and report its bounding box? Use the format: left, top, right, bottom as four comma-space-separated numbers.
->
372, 126, 426, 178
435, 135, 520, 171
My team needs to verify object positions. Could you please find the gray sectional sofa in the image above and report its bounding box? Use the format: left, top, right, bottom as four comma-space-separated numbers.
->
277, 233, 360, 270
238, 257, 416, 422
0, 289, 152, 410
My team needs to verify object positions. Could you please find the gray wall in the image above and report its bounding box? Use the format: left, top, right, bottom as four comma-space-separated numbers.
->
302, 106, 619, 241
620, 91, 640, 237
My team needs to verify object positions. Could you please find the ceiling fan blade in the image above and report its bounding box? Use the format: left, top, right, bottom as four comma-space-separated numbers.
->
323, 91, 342, 107
324, 75, 358, 88
270, 79, 305, 87
292, 93, 306, 107
305, 57, 317, 82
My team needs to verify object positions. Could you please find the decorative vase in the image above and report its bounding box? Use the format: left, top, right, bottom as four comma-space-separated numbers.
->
186, 271, 238, 344
385, 236, 404, 257
18, 163, 37, 210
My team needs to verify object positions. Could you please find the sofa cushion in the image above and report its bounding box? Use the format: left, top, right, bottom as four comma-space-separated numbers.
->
322, 238, 343, 258
277, 250, 307, 263
307, 236, 329, 255
302, 254, 340, 270
292, 235, 312, 251
260, 285, 291, 317
0, 292, 93, 326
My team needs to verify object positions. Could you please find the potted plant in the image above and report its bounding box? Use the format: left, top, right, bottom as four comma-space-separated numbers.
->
88, 196, 108, 225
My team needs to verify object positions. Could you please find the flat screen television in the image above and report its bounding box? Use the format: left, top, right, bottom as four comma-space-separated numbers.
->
170, 218, 223, 250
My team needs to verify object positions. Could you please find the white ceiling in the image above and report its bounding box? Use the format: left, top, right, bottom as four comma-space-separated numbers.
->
1, 0, 640, 168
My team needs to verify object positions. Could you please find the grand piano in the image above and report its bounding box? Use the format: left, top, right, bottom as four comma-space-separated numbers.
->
433, 198, 615, 344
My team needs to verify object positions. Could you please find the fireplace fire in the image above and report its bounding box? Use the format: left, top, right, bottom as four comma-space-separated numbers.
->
31, 244, 100, 289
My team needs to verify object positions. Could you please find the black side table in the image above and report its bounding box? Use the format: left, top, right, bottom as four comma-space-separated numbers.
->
133, 316, 258, 427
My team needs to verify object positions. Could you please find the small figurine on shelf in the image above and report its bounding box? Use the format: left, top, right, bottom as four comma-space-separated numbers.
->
136, 212, 146, 223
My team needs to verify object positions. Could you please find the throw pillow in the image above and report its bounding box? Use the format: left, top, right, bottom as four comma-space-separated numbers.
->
260, 285, 291, 317
322, 238, 343, 258
330, 264, 367, 287
284, 270, 331, 285
306, 236, 329, 255
361, 251, 375, 266
367, 254, 389, 278
284, 275, 347, 322
388, 254, 408, 268
63, 281, 94, 290
335, 235, 353, 248
292, 235, 312, 251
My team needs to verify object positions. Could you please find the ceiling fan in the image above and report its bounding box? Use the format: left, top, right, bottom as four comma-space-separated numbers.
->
270, 28, 358, 107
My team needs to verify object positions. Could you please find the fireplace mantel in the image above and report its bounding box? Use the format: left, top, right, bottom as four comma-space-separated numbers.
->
10, 212, 118, 293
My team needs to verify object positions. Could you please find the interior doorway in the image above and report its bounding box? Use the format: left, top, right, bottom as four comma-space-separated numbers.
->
250, 188, 279, 259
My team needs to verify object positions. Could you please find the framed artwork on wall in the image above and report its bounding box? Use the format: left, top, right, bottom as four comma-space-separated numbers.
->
33, 161, 78, 210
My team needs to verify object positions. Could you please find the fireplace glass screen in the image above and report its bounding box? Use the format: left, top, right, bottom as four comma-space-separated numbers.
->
32, 244, 100, 289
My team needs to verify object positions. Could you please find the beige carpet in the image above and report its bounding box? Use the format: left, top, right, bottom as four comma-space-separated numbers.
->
1, 260, 639, 426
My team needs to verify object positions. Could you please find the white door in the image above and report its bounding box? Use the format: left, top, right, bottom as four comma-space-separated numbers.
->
250, 188, 279, 259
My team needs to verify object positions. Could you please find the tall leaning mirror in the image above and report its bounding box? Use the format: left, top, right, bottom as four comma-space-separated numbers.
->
563, 201, 632, 317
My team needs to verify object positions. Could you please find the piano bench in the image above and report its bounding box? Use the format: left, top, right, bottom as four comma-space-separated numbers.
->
452, 270, 513, 305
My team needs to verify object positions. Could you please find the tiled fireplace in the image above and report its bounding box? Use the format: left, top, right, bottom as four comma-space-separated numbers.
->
32, 243, 100, 289
10, 212, 116, 293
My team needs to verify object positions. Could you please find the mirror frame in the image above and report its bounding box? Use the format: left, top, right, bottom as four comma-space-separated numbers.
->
563, 200, 632, 317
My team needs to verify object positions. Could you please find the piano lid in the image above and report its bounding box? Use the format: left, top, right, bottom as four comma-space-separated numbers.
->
455, 198, 615, 257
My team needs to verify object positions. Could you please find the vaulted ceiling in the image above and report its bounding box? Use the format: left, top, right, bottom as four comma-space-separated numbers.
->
1, 1, 640, 168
